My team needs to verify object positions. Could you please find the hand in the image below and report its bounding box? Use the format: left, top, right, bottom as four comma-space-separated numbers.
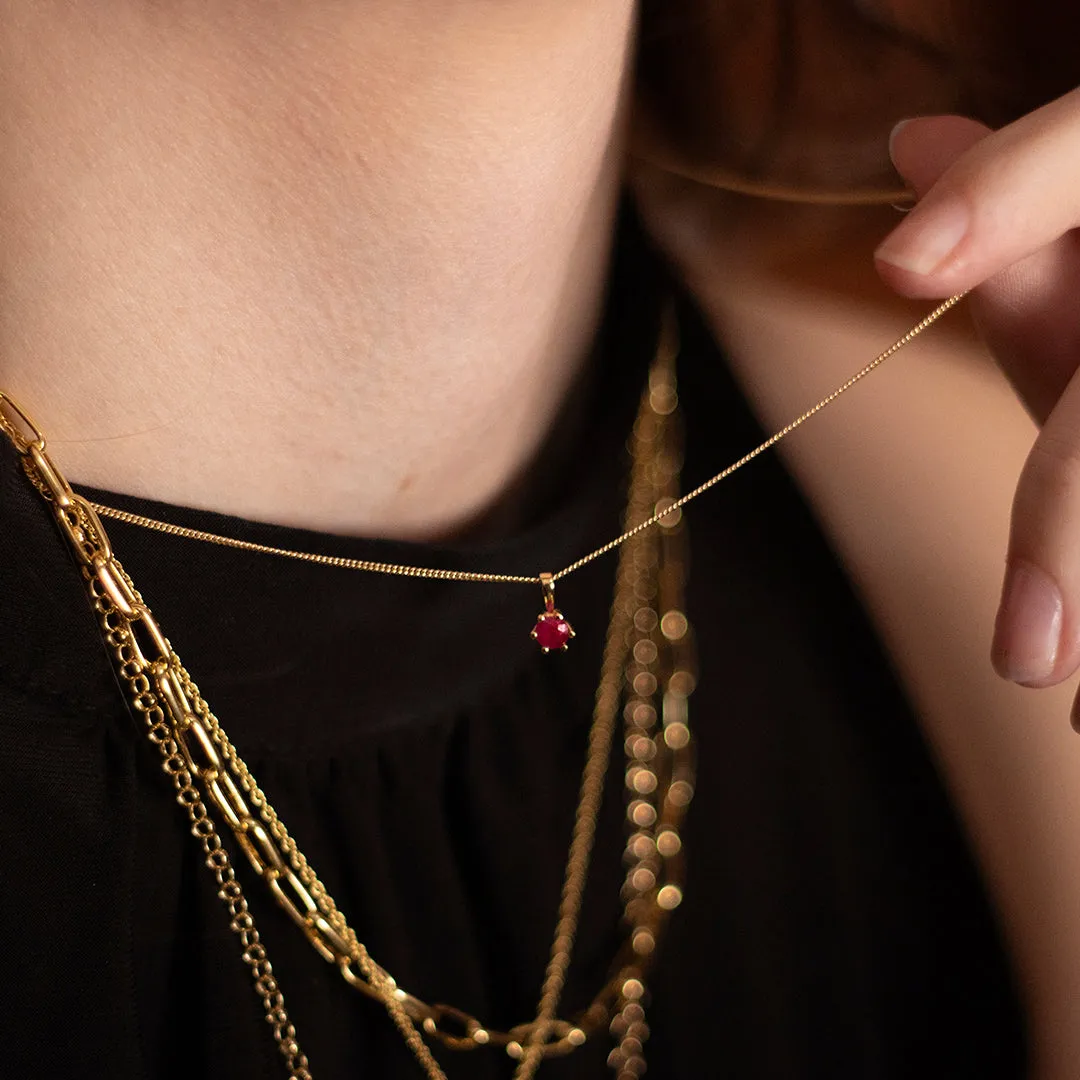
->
874, 87, 1080, 719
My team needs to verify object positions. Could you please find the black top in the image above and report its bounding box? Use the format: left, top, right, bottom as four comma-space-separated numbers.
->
0, 223, 1025, 1079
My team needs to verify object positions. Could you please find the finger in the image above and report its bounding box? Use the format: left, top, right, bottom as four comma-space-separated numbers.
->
875, 87, 1080, 299
992, 365, 1080, 688
969, 239, 1080, 423
884, 109, 1080, 422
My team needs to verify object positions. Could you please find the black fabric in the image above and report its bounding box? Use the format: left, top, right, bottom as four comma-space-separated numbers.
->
0, 228, 1025, 1079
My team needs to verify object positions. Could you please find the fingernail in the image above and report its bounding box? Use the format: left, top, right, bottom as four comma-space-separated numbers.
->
874, 194, 969, 276
992, 560, 1064, 685
887, 119, 913, 165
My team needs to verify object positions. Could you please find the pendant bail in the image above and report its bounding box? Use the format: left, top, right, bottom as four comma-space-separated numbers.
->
532, 572, 575, 652
540, 572, 556, 614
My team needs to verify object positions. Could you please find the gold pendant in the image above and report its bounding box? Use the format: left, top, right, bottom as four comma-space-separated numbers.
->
530, 572, 575, 652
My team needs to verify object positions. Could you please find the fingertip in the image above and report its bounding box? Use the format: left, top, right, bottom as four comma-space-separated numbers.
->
887, 119, 913, 169
991, 559, 1064, 687
873, 254, 965, 300
873, 193, 972, 293
887, 115, 993, 196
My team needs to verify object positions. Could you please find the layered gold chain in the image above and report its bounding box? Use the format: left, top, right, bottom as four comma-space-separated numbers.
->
0, 294, 965, 1077
0, 318, 695, 1079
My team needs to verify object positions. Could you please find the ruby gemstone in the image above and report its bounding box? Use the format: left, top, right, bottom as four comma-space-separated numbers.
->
533, 613, 572, 651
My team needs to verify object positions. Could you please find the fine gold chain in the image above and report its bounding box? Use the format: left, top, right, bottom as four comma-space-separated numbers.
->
0, 331, 694, 1079
83, 293, 967, 588
80, 509, 539, 585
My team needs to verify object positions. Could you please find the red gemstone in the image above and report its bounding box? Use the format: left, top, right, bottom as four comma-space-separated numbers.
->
533, 612, 573, 651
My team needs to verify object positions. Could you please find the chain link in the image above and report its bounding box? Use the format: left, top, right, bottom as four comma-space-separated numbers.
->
0, 391, 45, 453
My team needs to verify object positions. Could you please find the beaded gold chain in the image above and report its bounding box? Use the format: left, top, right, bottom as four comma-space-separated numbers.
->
0, 295, 964, 1078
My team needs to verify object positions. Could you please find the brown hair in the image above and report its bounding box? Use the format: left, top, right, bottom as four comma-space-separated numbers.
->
634, 0, 1080, 194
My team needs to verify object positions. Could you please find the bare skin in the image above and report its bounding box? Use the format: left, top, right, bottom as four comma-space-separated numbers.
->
0, 1, 635, 538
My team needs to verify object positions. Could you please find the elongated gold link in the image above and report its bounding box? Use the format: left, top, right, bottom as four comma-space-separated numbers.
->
85, 294, 966, 589
117, 646, 313, 1080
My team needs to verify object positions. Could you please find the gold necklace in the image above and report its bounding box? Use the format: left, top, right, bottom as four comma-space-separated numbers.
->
0, 294, 964, 1079
75, 293, 966, 646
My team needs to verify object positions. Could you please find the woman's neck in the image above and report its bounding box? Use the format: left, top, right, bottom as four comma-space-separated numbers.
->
0, 1, 634, 539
